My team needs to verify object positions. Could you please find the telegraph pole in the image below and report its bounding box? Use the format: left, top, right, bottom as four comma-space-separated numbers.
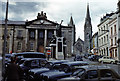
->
2, 0, 8, 80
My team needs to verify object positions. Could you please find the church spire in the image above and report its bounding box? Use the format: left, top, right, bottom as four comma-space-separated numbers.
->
84, 3, 92, 28
86, 3, 90, 20
68, 15, 75, 26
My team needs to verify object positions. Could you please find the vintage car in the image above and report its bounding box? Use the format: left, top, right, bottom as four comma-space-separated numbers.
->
40, 61, 89, 81
57, 65, 120, 81
19, 58, 47, 81
27, 60, 69, 81
98, 56, 117, 64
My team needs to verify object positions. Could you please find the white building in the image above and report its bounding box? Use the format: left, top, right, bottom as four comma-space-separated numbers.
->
108, 14, 118, 60
98, 13, 114, 56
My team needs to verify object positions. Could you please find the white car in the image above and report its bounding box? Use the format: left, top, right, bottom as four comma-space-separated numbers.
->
98, 56, 117, 64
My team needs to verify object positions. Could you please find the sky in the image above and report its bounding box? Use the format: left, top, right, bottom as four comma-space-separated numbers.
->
0, 0, 118, 41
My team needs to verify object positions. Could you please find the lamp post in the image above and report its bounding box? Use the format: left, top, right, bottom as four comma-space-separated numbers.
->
2, 0, 8, 80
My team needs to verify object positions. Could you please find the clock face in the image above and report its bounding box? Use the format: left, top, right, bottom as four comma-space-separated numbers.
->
40, 20, 44, 24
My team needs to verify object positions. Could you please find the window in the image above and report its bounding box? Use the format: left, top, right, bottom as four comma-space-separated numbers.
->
48, 31, 53, 38
17, 30, 23, 37
111, 39, 113, 46
30, 31, 35, 38
104, 36, 106, 44
111, 27, 113, 35
100, 69, 113, 78
85, 70, 98, 79
106, 35, 108, 42
115, 49, 117, 57
39, 31, 44, 38
101, 28, 103, 34
115, 37, 117, 45
17, 42, 22, 50
30, 42, 34, 50
114, 25, 116, 34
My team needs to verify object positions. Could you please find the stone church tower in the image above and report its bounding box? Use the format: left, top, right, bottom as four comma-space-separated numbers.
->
68, 16, 76, 54
84, 3, 92, 53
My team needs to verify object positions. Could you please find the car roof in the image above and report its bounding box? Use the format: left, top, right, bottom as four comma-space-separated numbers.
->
21, 58, 47, 61
12, 52, 45, 55
62, 61, 88, 66
48, 60, 69, 64
77, 65, 111, 71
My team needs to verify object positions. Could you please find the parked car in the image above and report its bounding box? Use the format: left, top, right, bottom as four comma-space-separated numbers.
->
117, 60, 120, 65
40, 61, 89, 81
19, 58, 47, 81
98, 56, 117, 64
84, 54, 91, 59
74, 55, 83, 61
27, 60, 69, 81
89, 55, 103, 61
5, 54, 12, 67
57, 65, 120, 81
12, 52, 46, 59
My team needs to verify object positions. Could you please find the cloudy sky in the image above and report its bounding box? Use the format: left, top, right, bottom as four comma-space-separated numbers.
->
0, 0, 118, 41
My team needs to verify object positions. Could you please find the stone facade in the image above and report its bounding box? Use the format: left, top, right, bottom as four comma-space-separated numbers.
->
73, 38, 84, 55
98, 13, 114, 56
0, 11, 75, 59
92, 32, 98, 55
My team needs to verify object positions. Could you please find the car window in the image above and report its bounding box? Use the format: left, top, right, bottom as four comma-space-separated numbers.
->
31, 60, 39, 66
60, 64, 70, 72
44, 62, 53, 68
104, 57, 106, 59
72, 68, 85, 76
52, 64, 61, 70
85, 70, 98, 79
100, 69, 113, 78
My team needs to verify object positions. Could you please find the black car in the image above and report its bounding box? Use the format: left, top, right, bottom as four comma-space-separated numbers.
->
40, 61, 89, 81
58, 65, 120, 81
5, 54, 12, 67
12, 52, 46, 59
28, 60, 69, 81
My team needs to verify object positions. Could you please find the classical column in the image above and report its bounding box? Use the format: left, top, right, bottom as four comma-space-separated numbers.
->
54, 30, 56, 36
35, 29, 38, 51
9, 29, 13, 53
44, 29, 47, 53
25, 29, 29, 51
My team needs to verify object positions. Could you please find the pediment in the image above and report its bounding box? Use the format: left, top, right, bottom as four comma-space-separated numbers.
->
32, 20, 52, 24
26, 19, 57, 26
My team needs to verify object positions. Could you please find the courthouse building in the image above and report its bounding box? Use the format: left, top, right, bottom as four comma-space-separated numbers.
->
0, 11, 75, 59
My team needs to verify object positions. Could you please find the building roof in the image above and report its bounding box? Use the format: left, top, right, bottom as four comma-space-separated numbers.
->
0, 20, 25, 25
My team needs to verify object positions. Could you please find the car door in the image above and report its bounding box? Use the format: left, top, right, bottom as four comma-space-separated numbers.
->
99, 69, 116, 81
82, 70, 98, 81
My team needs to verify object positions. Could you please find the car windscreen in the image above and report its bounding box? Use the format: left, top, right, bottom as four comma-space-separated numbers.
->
72, 68, 85, 76
44, 62, 53, 68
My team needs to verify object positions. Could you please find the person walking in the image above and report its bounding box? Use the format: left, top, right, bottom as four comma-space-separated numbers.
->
4, 57, 23, 81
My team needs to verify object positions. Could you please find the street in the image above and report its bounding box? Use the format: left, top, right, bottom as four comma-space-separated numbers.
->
67, 56, 119, 74
0, 56, 120, 81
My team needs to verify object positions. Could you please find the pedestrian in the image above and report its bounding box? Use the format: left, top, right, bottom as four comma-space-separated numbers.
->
4, 57, 24, 81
